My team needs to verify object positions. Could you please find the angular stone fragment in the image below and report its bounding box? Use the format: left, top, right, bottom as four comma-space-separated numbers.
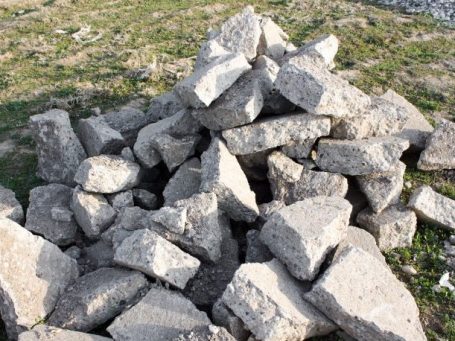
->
357, 204, 417, 251
147, 91, 184, 123
25, 184, 79, 245
163, 158, 201, 206
333, 225, 387, 266
74, 155, 141, 193
222, 113, 331, 155
29, 109, 87, 185
0, 185, 24, 224
222, 260, 337, 341
315, 137, 409, 175
281, 138, 316, 159
331, 96, 408, 140
0, 218, 79, 339
255, 200, 286, 227
356, 161, 406, 213
381, 89, 434, 151
201, 138, 259, 222
257, 17, 288, 60
418, 120, 455, 170
78, 240, 115, 274
103, 106, 148, 145
134, 109, 201, 168
212, 299, 250, 341
150, 133, 200, 171
268, 151, 348, 205
77, 116, 125, 156
19, 325, 111, 341
245, 230, 273, 263
71, 187, 117, 239
151, 206, 187, 234
304, 246, 426, 341
115, 229, 200, 289
173, 325, 236, 341
261, 197, 351, 280
213, 6, 261, 61
195, 40, 230, 70
107, 190, 134, 211
107, 286, 211, 340
301, 34, 339, 69
276, 54, 370, 118
408, 185, 455, 230
174, 53, 251, 108
48, 268, 148, 332
120, 147, 135, 161
132, 188, 158, 210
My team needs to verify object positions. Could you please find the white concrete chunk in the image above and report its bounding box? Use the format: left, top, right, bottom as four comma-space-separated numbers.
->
418, 119, 455, 170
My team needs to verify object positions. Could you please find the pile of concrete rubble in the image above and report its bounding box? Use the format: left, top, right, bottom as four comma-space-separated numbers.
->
1, 6, 454, 341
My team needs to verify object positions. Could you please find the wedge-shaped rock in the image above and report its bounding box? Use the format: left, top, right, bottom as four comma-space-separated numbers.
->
151, 206, 187, 234
281, 138, 316, 159
29, 109, 87, 185
333, 225, 387, 266
222, 260, 337, 341
120, 147, 135, 161
0, 218, 79, 339
195, 40, 230, 70
107, 286, 211, 341
25, 184, 78, 245
78, 240, 115, 275
213, 6, 261, 61
356, 161, 406, 213
74, 155, 141, 194
212, 299, 250, 341
276, 54, 370, 118
115, 229, 200, 289
103, 106, 148, 146
331, 96, 408, 140
147, 91, 184, 123
316, 137, 409, 175
134, 109, 201, 168
257, 17, 288, 60
173, 325, 236, 341
201, 138, 259, 222
163, 158, 201, 206
71, 187, 117, 239
191, 69, 271, 130
304, 246, 426, 341
19, 325, 111, 341
222, 113, 331, 155
382, 89, 433, 151
260, 197, 351, 280
0, 185, 24, 224
418, 120, 455, 170
245, 230, 273, 263
268, 151, 348, 205
357, 204, 417, 251
408, 185, 455, 230
150, 133, 200, 171
48, 268, 148, 332
78, 116, 125, 156
174, 53, 251, 108
107, 190, 134, 211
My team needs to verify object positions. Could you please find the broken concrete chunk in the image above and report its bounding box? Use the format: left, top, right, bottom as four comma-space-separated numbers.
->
114, 229, 200, 289
212, 300, 250, 341
151, 133, 200, 171
357, 204, 417, 251
0, 218, 79, 339
333, 225, 387, 266
331, 96, 408, 140
381, 89, 434, 151
78, 240, 115, 274
29, 109, 87, 185
25, 184, 79, 245
77, 116, 125, 156
107, 286, 211, 341
163, 158, 201, 206
356, 161, 406, 213
245, 230, 273, 263
281, 138, 316, 159
315, 137, 409, 175
256, 200, 286, 226
195, 40, 230, 70
19, 325, 111, 341
103, 106, 148, 146
418, 119, 455, 170
222, 113, 331, 155
257, 17, 288, 60
74, 155, 141, 194
146, 91, 185, 123
304, 246, 426, 341
260, 197, 351, 280
408, 185, 455, 230
0, 185, 24, 224
151, 206, 187, 234
106, 190, 134, 211
201, 138, 259, 222
276, 53, 370, 118
132, 188, 158, 210
268, 151, 348, 205
222, 259, 337, 341
214, 6, 262, 61
71, 187, 117, 239
48, 268, 148, 332
120, 147, 135, 161
174, 53, 251, 108
173, 325, 236, 341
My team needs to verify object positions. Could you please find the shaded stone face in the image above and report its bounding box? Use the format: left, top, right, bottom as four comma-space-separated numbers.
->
0, 185, 24, 224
